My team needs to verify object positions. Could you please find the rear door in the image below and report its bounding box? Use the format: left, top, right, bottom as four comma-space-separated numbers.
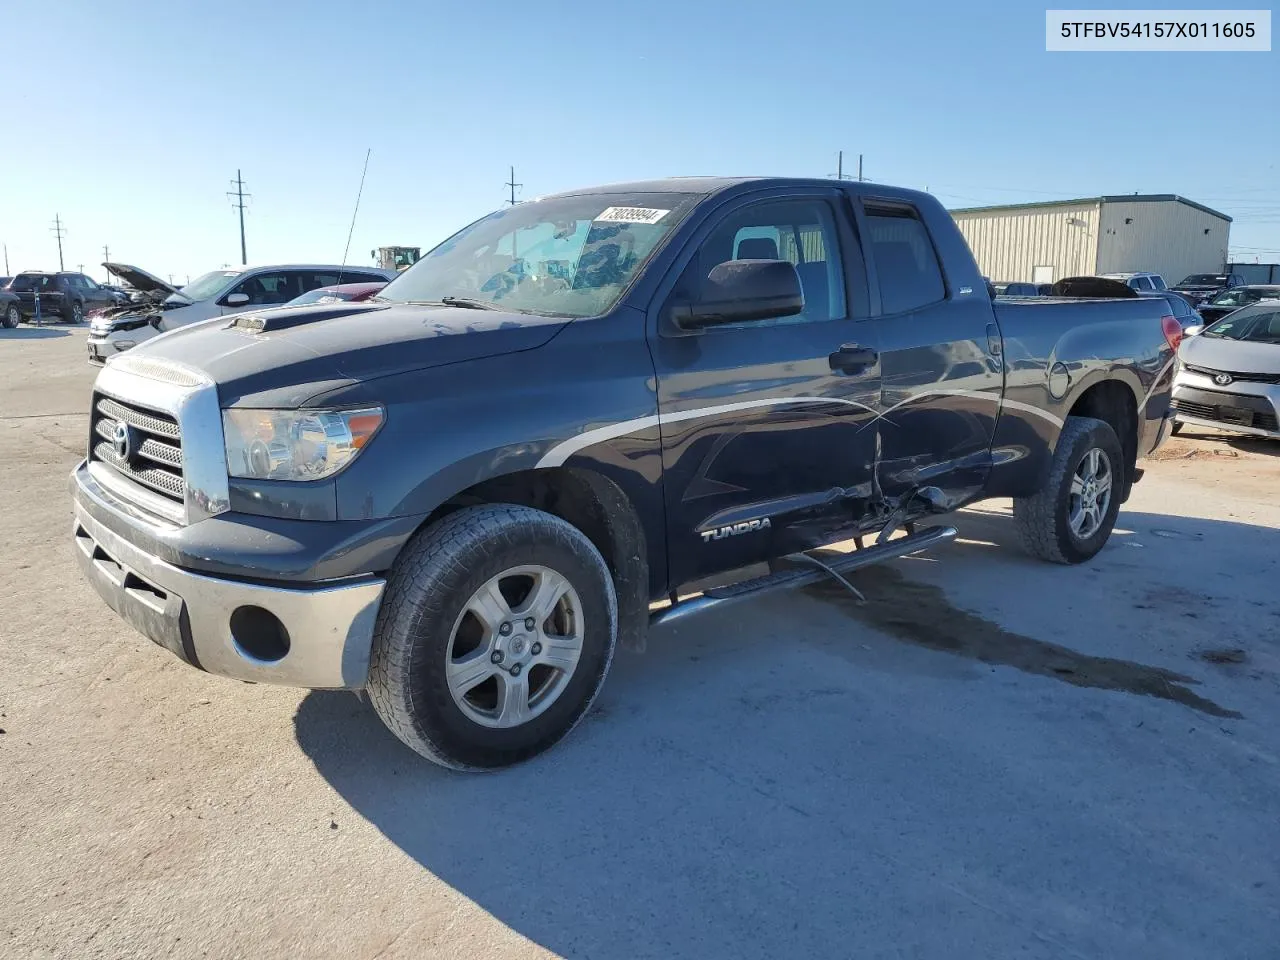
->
855, 197, 1003, 505
649, 189, 881, 587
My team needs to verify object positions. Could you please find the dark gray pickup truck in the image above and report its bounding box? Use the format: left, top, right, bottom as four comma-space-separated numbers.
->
70, 177, 1180, 769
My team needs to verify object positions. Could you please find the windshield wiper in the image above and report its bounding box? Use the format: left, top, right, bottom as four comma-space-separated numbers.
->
439, 296, 500, 310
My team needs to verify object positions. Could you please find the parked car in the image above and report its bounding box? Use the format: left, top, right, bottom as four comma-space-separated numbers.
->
1172, 302, 1280, 439
1171, 273, 1243, 305
1139, 289, 1203, 332
1196, 285, 1280, 326
5, 270, 121, 323
71, 176, 1178, 770
0, 286, 20, 328
1101, 272, 1167, 292
286, 281, 388, 306
86, 263, 396, 364
994, 282, 1041, 297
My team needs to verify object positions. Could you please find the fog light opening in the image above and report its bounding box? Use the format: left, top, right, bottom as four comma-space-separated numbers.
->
229, 606, 291, 663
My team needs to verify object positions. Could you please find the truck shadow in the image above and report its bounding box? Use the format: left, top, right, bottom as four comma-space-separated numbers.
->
293, 508, 1272, 959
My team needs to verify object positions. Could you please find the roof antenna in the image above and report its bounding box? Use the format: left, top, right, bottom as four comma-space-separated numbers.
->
338, 148, 372, 286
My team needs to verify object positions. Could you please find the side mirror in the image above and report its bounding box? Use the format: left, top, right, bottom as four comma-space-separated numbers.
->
224, 292, 250, 306
1183, 324, 1203, 337
671, 259, 803, 330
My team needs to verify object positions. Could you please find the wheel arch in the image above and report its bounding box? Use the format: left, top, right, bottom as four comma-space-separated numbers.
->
408, 466, 651, 651
1063, 377, 1140, 502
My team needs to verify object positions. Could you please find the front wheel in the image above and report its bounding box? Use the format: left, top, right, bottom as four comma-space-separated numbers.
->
367, 504, 618, 770
1013, 416, 1124, 564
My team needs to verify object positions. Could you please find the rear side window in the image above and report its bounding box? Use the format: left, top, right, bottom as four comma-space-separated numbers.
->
863, 202, 945, 314
1131, 276, 1152, 290
1150, 276, 1166, 290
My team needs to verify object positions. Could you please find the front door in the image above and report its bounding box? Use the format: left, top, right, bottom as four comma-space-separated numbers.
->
857, 198, 1002, 506
650, 192, 881, 588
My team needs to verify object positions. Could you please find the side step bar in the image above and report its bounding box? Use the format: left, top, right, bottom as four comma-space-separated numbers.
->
650, 525, 957, 628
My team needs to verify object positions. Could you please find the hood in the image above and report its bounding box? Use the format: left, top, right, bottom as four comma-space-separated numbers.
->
133, 301, 571, 406
103, 262, 179, 296
1180, 332, 1280, 376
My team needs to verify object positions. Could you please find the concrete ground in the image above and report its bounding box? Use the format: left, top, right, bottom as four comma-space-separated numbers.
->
2, 325, 1278, 960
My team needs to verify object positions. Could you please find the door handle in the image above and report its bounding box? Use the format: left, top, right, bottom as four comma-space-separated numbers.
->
829, 343, 878, 374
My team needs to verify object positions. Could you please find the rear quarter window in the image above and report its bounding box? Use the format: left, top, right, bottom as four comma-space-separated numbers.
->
863, 202, 945, 314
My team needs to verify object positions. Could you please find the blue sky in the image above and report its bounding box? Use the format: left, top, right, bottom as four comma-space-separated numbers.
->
3, 0, 1277, 284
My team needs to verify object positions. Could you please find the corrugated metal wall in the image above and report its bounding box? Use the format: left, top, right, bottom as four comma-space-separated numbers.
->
1096, 201, 1230, 284
951, 202, 1100, 283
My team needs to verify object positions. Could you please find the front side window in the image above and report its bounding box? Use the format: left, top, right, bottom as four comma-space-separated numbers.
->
379, 192, 701, 318
231, 272, 298, 306
864, 202, 945, 314
681, 198, 847, 326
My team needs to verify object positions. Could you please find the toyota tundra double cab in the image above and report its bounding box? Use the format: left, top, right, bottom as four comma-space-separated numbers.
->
70, 177, 1179, 770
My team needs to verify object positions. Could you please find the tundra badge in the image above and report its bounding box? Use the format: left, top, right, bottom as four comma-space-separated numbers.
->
701, 518, 772, 543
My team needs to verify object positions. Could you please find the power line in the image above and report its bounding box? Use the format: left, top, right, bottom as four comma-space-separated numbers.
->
227, 170, 251, 265
505, 166, 522, 205
50, 214, 66, 271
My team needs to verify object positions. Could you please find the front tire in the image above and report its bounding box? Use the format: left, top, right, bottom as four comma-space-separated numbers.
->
367, 504, 618, 770
1013, 416, 1124, 565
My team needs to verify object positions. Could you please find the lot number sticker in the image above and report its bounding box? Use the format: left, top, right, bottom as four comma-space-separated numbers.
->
595, 207, 669, 225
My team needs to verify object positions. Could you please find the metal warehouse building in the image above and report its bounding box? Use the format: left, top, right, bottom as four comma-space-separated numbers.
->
950, 195, 1231, 287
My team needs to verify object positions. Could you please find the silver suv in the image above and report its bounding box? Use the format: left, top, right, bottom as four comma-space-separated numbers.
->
87, 263, 396, 364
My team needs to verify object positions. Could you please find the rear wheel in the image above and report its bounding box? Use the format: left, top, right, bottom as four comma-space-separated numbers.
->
65, 300, 84, 324
367, 504, 617, 770
1171, 421, 1184, 436
1013, 416, 1124, 565
2, 304, 17, 328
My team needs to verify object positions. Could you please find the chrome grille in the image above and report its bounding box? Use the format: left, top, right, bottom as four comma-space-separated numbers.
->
88, 393, 185, 505
1184, 364, 1280, 385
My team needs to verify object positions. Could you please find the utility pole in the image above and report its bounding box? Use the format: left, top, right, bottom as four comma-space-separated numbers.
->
833, 151, 865, 182
102, 244, 110, 264
227, 170, 250, 265
51, 214, 67, 271
505, 166, 522, 205
3, 243, 9, 275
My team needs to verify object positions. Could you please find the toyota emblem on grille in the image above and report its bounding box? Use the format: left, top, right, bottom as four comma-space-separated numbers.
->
112, 421, 134, 461
1214, 372, 1233, 386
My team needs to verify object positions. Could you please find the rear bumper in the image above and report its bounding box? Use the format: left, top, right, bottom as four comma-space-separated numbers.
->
70, 461, 402, 689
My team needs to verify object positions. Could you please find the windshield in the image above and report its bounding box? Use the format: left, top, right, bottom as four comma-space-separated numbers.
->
1209, 288, 1279, 307
173, 270, 242, 302
1180, 275, 1226, 286
1203, 310, 1280, 343
379, 192, 701, 317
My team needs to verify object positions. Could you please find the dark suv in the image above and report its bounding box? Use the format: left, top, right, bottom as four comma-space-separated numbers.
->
4, 271, 123, 323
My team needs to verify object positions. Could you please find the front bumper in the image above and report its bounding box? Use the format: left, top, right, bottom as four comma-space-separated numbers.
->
1172, 370, 1280, 440
71, 467, 387, 689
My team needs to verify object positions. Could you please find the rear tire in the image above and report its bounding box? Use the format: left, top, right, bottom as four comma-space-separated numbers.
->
65, 300, 84, 324
367, 504, 617, 771
1171, 421, 1184, 436
1013, 416, 1124, 565
2, 304, 17, 328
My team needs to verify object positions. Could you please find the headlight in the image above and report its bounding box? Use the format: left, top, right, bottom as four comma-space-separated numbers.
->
222, 407, 384, 481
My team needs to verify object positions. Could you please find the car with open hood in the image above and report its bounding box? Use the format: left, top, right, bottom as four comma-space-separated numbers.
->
86, 262, 396, 364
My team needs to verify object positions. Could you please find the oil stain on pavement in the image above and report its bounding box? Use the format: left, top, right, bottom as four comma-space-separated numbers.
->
804, 563, 1242, 720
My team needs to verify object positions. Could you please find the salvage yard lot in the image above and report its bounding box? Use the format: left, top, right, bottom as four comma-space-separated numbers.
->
2, 326, 1278, 959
